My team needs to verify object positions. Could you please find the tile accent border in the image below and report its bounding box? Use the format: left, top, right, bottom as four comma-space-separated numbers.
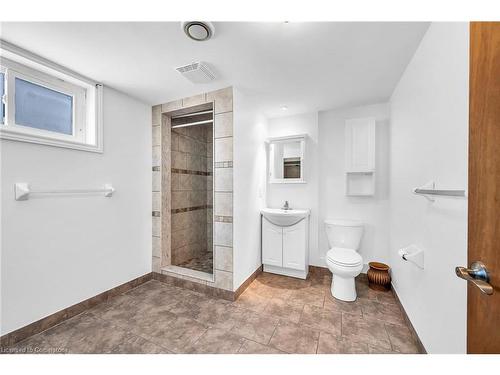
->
171, 204, 213, 214
172, 168, 212, 176
214, 161, 233, 168
0, 273, 153, 349
391, 285, 427, 354
214, 215, 233, 223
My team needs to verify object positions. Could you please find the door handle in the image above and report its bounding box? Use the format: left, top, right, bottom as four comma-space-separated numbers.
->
455, 261, 494, 295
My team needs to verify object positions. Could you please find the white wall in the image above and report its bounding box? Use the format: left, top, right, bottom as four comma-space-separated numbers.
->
389, 23, 469, 353
0, 87, 152, 335
318, 103, 390, 269
266, 113, 320, 265
232, 89, 268, 289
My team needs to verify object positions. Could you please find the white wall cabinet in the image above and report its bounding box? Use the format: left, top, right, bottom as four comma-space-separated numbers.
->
345, 118, 376, 196
345, 117, 375, 172
262, 217, 309, 279
267, 134, 307, 184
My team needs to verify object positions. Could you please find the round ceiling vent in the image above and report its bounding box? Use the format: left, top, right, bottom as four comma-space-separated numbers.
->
181, 21, 215, 41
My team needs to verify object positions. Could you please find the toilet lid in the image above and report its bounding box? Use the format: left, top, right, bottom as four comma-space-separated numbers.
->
327, 247, 363, 267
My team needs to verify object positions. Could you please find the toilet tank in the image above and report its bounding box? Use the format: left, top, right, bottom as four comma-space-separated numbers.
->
324, 219, 364, 250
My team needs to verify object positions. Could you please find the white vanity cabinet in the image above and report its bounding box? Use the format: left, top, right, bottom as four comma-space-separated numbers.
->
262, 220, 283, 267
261, 215, 309, 279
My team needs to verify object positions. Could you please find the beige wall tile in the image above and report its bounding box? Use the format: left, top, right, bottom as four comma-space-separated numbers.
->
152, 256, 161, 273
152, 192, 161, 211
186, 154, 203, 172
214, 192, 232, 216
152, 126, 161, 146
171, 172, 180, 190
207, 157, 213, 173
215, 246, 233, 272
152, 105, 161, 126
182, 93, 207, 108
152, 171, 161, 192
214, 137, 233, 162
152, 236, 161, 258
172, 228, 189, 249
189, 190, 205, 207
214, 222, 232, 247
215, 270, 233, 291
206, 176, 213, 191
178, 135, 195, 154
152, 216, 161, 237
171, 211, 188, 232
172, 151, 187, 169
171, 191, 188, 209
207, 142, 213, 158
214, 167, 233, 192
207, 87, 233, 114
171, 131, 180, 151
152, 146, 161, 167
162, 99, 182, 113
178, 174, 191, 191
214, 112, 233, 138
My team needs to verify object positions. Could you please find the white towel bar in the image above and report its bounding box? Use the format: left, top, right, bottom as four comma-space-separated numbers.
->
14, 183, 115, 201
413, 181, 466, 202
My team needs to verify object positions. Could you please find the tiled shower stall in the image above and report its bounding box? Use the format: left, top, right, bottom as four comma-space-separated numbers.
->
151, 87, 234, 292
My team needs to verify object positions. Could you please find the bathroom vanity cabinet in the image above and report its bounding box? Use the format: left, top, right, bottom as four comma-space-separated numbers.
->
261, 216, 309, 279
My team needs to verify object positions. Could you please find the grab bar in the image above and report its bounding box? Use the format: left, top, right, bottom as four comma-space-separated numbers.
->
14, 183, 115, 201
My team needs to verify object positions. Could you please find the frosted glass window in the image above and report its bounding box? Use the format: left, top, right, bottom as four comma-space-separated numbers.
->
15, 78, 73, 135
0, 73, 4, 124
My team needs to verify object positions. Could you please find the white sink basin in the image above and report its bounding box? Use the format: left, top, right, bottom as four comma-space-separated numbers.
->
261, 208, 310, 227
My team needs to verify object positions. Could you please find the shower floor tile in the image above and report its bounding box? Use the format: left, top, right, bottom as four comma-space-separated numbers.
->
176, 252, 213, 274
5, 271, 421, 354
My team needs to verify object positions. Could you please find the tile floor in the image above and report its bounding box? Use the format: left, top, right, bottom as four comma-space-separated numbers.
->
4, 270, 421, 354
176, 251, 213, 274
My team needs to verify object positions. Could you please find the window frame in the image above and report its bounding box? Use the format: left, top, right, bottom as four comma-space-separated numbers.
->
0, 42, 103, 153
3, 58, 87, 143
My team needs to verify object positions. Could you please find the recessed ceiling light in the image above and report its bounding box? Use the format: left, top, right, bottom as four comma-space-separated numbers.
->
281, 106, 288, 111
181, 21, 215, 42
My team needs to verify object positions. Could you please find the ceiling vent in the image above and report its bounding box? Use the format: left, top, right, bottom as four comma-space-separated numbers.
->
181, 21, 215, 42
175, 62, 216, 84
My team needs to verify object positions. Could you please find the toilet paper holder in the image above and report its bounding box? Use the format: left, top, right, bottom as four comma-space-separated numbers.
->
398, 244, 424, 269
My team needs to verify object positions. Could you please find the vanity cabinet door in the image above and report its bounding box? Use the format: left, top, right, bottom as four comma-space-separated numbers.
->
282, 219, 306, 271
262, 218, 283, 267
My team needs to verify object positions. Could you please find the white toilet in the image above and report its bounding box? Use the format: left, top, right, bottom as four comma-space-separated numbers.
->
324, 219, 364, 302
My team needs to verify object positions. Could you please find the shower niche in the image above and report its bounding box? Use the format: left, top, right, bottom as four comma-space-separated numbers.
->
168, 102, 214, 275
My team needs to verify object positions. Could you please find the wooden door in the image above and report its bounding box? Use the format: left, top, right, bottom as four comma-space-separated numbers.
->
467, 22, 500, 354
262, 218, 283, 267
283, 220, 306, 271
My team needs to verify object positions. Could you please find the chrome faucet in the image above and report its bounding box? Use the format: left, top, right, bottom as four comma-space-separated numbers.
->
282, 200, 291, 210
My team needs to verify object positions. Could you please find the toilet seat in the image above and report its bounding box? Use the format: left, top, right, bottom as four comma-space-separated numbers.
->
326, 247, 363, 267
